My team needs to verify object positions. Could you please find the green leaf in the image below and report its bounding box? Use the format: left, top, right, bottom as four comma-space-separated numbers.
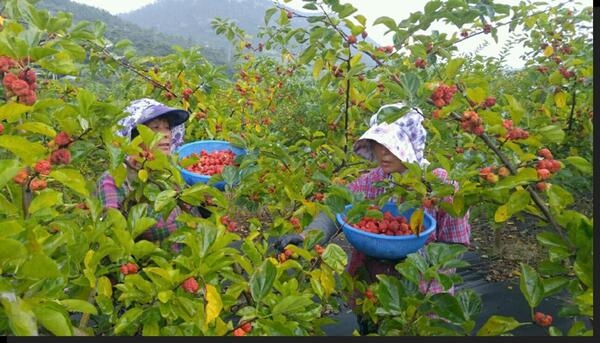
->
113, 308, 144, 335
519, 263, 543, 308
320, 244, 347, 274
503, 94, 525, 124
0, 159, 20, 189
476, 315, 521, 336
154, 189, 177, 212
59, 299, 98, 315
0, 102, 31, 123
33, 303, 73, 336
16, 121, 57, 137
21, 253, 60, 280
249, 260, 276, 303
132, 240, 158, 260
445, 58, 465, 79
565, 156, 592, 174
0, 294, 38, 335
272, 295, 312, 315
28, 189, 63, 214
373, 16, 398, 31
400, 72, 421, 100
506, 189, 530, 216
494, 167, 537, 190
0, 238, 27, 264
536, 125, 565, 143
38, 51, 78, 75
547, 184, 574, 209
0, 135, 47, 165
466, 87, 486, 104
49, 168, 90, 196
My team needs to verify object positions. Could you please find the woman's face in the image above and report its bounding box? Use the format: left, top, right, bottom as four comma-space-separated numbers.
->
371, 141, 406, 174
145, 117, 172, 154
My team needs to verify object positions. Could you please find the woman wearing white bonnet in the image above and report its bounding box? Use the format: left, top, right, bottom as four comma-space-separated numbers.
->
274, 103, 471, 334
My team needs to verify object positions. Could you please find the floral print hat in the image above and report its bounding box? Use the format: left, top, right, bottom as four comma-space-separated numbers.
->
117, 98, 189, 151
353, 103, 430, 168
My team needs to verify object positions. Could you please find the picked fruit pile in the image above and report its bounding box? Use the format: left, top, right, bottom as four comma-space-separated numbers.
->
181, 149, 236, 175
347, 211, 417, 236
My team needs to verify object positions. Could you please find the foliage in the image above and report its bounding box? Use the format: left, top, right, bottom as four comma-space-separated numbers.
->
0, 0, 592, 337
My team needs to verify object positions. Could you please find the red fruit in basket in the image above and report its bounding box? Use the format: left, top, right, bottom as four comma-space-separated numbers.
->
184, 149, 236, 176
352, 212, 412, 236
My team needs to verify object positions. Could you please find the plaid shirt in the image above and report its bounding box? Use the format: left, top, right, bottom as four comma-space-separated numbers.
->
96, 171, 183, 243
346, 167, 471, 294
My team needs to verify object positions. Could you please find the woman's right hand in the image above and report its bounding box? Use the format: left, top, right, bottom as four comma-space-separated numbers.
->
273, 233, 304, 251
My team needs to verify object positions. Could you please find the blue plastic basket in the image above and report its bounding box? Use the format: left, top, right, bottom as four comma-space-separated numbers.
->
176, 140, 246, 190
335, 202, 437, 260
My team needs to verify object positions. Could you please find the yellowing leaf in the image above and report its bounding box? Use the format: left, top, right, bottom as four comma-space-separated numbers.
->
254, 123, 261, 133
494, 204, 510, 222
410, 209, 424, 236
138, 169, 148, 182
554, 91, 566, 108
204, 284, 222, 324
543, 46, 554, 57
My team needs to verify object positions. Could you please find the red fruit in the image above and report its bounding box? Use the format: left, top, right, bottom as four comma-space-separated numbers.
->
50, 148, 71, 165
290, 217, 300, 228
414, 57, 427, 69
286, 10, 293, 19
483, 23, 492, 34
240, 322, 252, 332
0, 123, 4, 134
347, 35, 357, 44
233, 328, 246, 336
120, 264, 129, 275
364, 289, 376, 301
127, 263, 138, 274
361, 31, 368, 39
34, 159, 52, 175
537, 148, 553, 160
314, 244, 324, 255
497, 166, 510, 177
484, 96, 496, 107
182, 277, 199, 294
485, 173, 499, 184
534, 312, 552, 327
535, 182, 548, 192
421, 198, 434, 209
537, 168, 551, 180
13, 168, 29, 185
29, 178, 47, 191
182, 88, 193, 100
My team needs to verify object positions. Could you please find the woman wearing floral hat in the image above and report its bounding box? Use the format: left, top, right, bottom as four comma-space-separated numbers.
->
95, 98, 211, 250
274, 104, 471, 333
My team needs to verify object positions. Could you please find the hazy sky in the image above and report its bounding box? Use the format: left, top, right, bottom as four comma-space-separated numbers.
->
70, 0, 591, 68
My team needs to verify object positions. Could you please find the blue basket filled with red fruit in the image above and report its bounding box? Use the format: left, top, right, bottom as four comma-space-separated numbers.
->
176, 140, 246, 190
335, 202, 436, 260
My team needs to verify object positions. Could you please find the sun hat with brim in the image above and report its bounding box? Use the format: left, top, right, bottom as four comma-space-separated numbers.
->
117, 98, 190, 150
353, 105, 430, 169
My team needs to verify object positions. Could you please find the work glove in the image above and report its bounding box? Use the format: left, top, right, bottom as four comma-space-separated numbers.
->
273, 233, 304, 252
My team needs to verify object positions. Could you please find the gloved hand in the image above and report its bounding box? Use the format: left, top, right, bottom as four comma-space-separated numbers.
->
273, 233, 304, 251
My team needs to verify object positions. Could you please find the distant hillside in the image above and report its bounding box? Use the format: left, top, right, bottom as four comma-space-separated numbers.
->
120, 0, 273, 59
37, 0, 227, 63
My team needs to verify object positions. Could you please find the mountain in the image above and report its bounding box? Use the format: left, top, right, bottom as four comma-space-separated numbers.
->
37, 0, 226, 63
120, 0, 273, 55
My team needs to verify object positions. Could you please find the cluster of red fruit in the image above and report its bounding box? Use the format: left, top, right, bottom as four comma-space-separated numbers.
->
181, 277, 199, 293
220, 215, 239, 232
460, 110, 485, 136
349, 211, 414, 236
376, 45, 395, 54
430, 83, 458, 108
535, 148, 561, 191
503, 119, 530, 141
478, 96, 497, 109
0, 56, 37, 105
12, 131, 73, 191
183, 149, 236, 176
119, 262, 138, 275
233, 321, 253, 336
533, 311, 553, 327
414, 57, 427, 69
